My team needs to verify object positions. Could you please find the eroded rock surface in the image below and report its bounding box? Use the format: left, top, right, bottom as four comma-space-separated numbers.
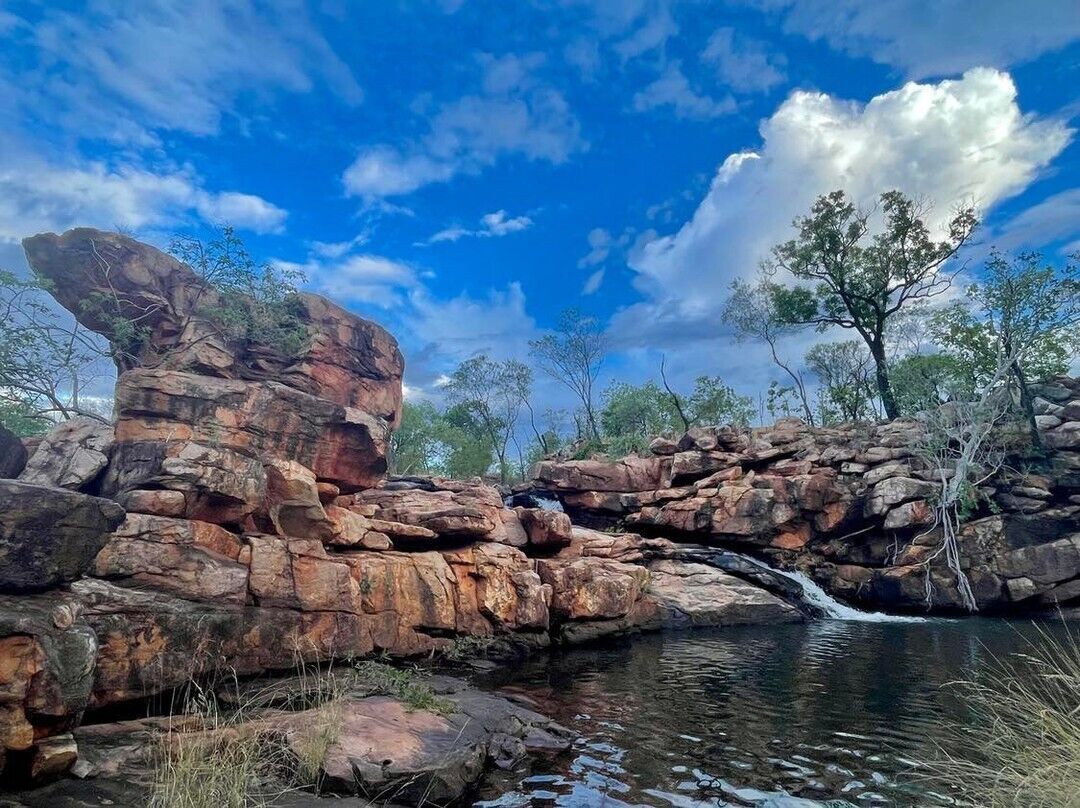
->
532, 377, 1080, 615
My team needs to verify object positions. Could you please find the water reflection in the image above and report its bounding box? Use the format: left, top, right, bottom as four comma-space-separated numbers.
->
477, 619, 1068, 807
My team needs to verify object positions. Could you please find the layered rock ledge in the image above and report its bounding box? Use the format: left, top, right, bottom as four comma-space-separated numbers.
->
528, 387, 1080, 615
0, 230, 798, 790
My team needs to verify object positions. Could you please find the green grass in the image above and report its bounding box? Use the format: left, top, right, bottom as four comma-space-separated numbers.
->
928, 624, 1080, 807
350, 661, 455, 715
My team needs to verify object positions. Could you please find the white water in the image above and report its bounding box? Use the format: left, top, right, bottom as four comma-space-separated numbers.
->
770, 565, 925, 623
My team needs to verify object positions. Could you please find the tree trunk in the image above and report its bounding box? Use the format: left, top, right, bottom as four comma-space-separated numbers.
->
870, 338, 899, 419
1011, 358, 1044, 453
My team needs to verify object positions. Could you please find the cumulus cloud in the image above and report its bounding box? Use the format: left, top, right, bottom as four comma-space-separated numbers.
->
4, 1, 360, 145
424, 210, 534, 244
702, 27, 787, 93
611, 68, 1072, 348
344, 54, 584, 201
632, 63, 736, 119
754, 0, 1080, 79
0, 158, 287, 242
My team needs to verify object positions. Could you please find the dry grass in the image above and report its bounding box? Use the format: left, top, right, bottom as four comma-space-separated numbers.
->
929, 623, 1080, 807
149, 681, 279, 808
148, 657, 453, 806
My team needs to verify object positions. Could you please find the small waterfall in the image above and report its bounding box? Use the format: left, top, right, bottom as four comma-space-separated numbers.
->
677, 544, 924, 623
767, 566, 925, 623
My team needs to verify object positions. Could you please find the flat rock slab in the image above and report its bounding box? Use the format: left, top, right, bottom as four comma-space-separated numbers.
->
311, 683, 573, 805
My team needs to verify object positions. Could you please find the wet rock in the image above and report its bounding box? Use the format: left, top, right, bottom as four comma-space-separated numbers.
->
0, 481, 125, 593
19, 418, 113, 491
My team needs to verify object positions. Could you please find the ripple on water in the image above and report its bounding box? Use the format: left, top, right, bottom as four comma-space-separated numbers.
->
474, 619, 1071, 808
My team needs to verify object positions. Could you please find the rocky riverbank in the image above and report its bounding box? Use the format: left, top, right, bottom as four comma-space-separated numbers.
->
526, 388, 1080, 615
0, 229, 799, 796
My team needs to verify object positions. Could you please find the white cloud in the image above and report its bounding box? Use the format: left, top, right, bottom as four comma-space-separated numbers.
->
344, 54, 584, 200
631, 63, 736, 119
611, 68, 1072, 348
582, 268, 605, 295
702, 27, 787, 93
578, 227, 614, 267
281, 253, 420, 309
0, 158, 287, 242
423, 210, 534, 244
612, 2, 678, 61
992, 188, 1080, 254
755, 0, 1080, 79
6, 0, 361, 144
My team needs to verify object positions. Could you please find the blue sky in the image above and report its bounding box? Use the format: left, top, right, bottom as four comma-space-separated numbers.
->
2, 0, 1079, 411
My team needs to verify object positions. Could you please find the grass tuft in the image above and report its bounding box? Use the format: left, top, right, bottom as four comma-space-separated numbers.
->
927, 623, 1080, 807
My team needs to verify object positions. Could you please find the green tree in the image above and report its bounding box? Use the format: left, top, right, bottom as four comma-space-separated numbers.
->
439, 403, 496, 479
931, 251, 1080, 449
889, 353, 972, 416
684, 375, 754, 427
168, 226, 309, 356
530, 308, 606, 439
444, 355, 532, 483
768, 190, 978, 419
600, 380, 677, 455
805, 341, 878, 424
389, 400, 444, 476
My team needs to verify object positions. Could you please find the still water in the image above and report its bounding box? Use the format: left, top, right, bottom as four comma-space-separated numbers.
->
477, 619, 1069, 808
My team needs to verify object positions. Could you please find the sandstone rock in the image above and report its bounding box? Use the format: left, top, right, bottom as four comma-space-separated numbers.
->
260, 459, 333, 540
0, 425, 28, 479
537, 556, 649, 624
671, 450, 741, 482
19, 417, 113, 491
93, 514, 248, 604
645, 559, 802, 627
649, 436, 679, 455
105, 369, 388, 520
883, 500, 934, 530
534, 455, 671, 493
294, 683, 572, 804
1046, 422, 1080, 449
0, 480, 125, 593
30, 733, 78, 780
115, 489, 187, 517
516, 507, 573, 550
22, 229, 403, 421
0, 593, 97, 775
72, 579, 373, 706
997, 535, 1080, 584
865, 477, 935, 516
351, 481, 509, 544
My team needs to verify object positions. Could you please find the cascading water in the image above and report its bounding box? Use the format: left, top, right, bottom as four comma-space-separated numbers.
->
676, 544, 925, 623
765, 565, 925, 623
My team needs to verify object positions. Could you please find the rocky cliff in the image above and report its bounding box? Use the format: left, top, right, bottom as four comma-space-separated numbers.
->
529, 393, 1080, 615
0, 230, 797, 782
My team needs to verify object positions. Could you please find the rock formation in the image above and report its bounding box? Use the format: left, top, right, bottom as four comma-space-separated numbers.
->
529, 391, 1080, 615
0, 229, 796, 787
